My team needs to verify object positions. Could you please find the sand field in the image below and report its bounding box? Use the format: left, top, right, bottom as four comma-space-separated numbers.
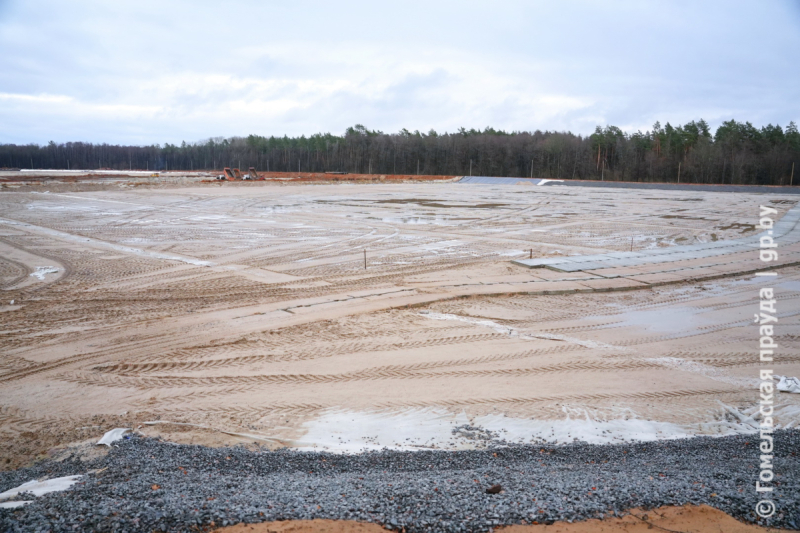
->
1, 180, 799, 463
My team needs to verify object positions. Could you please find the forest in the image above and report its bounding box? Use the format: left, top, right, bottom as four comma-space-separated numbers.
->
1, 119, 798, 185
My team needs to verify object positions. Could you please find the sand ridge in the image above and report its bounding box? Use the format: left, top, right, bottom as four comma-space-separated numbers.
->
214, 506, 782, 533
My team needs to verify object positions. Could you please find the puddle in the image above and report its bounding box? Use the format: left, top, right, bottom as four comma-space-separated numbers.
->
374, 199, 509, 209
647, 198, 704, 202
716, 223, 757, 233
595, 307, 709, 334
777, 281, 800, 292
381, 216, 453, 225
287, 404, 798, 453
291, 408, 698, 452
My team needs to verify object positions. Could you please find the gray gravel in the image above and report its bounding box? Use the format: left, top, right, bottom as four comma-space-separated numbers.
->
1, 431, 798, 532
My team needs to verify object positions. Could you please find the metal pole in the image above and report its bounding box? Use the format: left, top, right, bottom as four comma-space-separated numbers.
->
792, 162, 795, 186
364, 249, 367, 270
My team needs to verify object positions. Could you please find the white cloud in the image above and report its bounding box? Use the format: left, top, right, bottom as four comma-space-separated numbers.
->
0, 0, 798, 143
0, 93, 72, 104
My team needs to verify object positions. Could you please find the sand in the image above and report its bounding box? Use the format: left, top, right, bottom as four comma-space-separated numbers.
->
215, 518, 388, 533
0, 180, 799, 465
214, 506, 780, 532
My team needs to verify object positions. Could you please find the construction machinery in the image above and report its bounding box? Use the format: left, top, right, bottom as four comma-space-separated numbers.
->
217, 168, 236, 181
216, 167, 259, 181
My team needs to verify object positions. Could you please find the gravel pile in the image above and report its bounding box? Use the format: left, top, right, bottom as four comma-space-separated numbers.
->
1, 431, 798, 532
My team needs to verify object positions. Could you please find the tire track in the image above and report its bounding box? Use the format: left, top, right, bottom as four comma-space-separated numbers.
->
90, 333, 508, 374
0, 334, 192, 383
372, 387, 745, 410
61, 357, 670, 390
0, 256, 30, 289
145, 387, 743, 419
661, 351, 800, 368
110, 329, 506, 367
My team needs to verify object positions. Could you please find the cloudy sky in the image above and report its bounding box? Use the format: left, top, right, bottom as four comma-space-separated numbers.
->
1, 0, 798, 145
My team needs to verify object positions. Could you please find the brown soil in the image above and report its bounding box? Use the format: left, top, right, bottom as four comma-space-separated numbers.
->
215, 519, 387, 533
499, 505, 779, 532
213, 506, 779, 533
254, 171, 456, 182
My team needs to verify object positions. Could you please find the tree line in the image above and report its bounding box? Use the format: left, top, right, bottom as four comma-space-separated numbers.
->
1, 119, 798, 185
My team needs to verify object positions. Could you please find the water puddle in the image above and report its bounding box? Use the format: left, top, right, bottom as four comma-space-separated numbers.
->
777, 280, 800, 292
594, 306, 709, 334
286, 404, 799, 453
374, 199, 509, 208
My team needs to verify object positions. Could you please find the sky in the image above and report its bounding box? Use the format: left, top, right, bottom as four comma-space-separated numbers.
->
1, 0, 799, 145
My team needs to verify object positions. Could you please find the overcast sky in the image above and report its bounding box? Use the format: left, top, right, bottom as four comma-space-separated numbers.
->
1, 0, 798, 145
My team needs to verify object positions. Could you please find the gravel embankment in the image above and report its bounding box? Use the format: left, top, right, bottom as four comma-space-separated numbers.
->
1, 431, 798, 532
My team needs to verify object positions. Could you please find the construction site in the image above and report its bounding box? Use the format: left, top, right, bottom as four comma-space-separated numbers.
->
1, 171, 799, 532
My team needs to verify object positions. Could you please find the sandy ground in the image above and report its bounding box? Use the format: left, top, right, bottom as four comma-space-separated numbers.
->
215, 519, 388, 533
214, 506, 781, 532
1, 180, 799, 466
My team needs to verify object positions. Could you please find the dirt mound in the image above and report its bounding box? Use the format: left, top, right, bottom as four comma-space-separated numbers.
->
499, 505, 779, 532
215, 506, 778, 533
215, 519, 386, 533
255, 171, 457, 182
